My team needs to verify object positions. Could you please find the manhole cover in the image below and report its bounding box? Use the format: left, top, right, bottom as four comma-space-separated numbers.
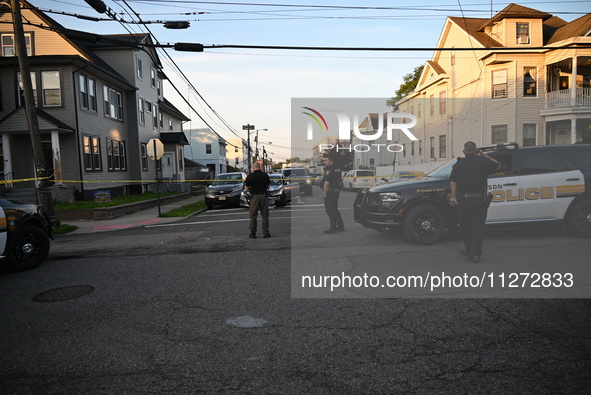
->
32, 285, 95, 303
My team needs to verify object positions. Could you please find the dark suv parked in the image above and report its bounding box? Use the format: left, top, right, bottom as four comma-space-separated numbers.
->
354, 143, 591, 245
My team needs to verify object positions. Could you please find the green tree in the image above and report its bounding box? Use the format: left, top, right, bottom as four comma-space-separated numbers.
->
386, 65, 424, 110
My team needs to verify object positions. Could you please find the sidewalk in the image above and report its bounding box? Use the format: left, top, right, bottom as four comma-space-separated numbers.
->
61, 194, 205, 235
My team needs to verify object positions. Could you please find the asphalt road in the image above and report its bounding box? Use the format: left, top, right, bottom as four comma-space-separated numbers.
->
1, 190, 590, 393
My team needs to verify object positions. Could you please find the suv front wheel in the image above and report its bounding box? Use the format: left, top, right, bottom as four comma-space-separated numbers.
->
566, 199, 591, 238
402, 205, 447, 245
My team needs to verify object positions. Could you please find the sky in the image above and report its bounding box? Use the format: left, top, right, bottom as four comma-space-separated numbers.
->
29, 0, 590, 163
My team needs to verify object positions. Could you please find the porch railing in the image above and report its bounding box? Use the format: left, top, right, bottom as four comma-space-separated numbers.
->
546, 88, 591, 109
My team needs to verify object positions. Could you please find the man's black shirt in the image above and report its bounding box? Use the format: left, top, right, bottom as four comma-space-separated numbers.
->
322, 165, 342, 190
245, 170, 270, 194
449, 154, 499, 195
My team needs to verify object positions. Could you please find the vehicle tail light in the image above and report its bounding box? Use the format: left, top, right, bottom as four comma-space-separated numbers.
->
354, 177, 357, 182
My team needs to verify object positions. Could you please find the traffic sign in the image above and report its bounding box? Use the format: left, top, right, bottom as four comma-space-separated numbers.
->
147, 138, 164, 160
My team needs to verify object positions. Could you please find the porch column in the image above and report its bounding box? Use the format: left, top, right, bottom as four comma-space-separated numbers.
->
51, 130, 63, 185
571, 117, 578, 144
572, 56, 578, 107
1, 134, 13, 188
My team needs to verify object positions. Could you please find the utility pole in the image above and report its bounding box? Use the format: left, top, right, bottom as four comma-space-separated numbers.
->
242, 124, 254, 173
10, 0, 54, 219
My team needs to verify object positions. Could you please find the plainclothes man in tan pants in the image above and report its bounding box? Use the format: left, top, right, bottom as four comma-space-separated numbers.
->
245, 161, 271, 238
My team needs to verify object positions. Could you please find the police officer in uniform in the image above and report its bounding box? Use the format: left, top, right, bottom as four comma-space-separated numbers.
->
450, 141, 499, 262
245, 161, 271, 239
321, 156, 344, 234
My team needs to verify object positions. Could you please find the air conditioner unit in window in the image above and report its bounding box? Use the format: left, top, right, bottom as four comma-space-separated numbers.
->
518, 36, 529, 44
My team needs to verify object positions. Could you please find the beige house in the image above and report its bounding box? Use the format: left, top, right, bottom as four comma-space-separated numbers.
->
391, 3, 591, 173
0, 1, 190, 201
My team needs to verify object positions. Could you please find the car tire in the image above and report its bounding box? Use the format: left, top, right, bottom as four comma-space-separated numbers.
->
279, 193, 287, 206
402, 205, 446, 245
6, 225, 50, 271
566, 199, 591, 238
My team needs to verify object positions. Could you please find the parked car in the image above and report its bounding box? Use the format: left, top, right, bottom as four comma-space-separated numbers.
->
240, 174, 293, 207
0, 199, 53, 271
343, 170, 377, 191
379, 171, 426, 184
355, 143, 591, 245
281, 168, 313, 195
204, 172, 247, 209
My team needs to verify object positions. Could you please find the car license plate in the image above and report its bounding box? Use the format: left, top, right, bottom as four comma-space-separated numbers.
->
218, 196, 226, 201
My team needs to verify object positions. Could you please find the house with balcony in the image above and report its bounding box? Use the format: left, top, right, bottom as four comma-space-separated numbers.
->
391, 3, 591, 173
0, 1, 190, 201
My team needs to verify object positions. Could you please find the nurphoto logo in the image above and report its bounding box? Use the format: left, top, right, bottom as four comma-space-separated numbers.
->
302, 107, 418, 153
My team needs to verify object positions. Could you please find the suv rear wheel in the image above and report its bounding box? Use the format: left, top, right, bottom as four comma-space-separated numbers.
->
566, 199, 591, 238
402, 205, 446, 245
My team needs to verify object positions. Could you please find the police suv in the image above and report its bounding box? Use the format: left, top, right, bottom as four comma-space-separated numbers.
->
354, 143, 591, 245
0, 199, 52, 270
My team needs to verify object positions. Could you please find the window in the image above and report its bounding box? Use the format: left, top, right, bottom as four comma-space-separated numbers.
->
429, 94, 434, 116
568, 150, 591, 170
206, 144, 212, 154
80, 76, 97, 111
146, 101, 152, 113
83, 136, 101, 171
519, 151, 568, 175
179, 147, 184, 171
492, 69, 508, 99
1, 33, 32, 56
492, 125, 508, 144
234, 147, 238, 153
439, 91, 446, 115
138, 97, 145, 125
430, 137, 435, 159
137, 56, 143, 79
411, 142, 415, 156
141, 143, 148, 171
524, 67, 537, 97
235, 158, 239, 165
419, 140, 422, 156
168, 119, 173, 131
153, 105, 158, 129
523, 124, 536, 147
369, 158, 374, 167
104, 85, 123, 120
41, 71, 61, 107
158, 111, 163, 128
439, 135, 446, 158
107, 140, 126, 171
150, 68, 157, 88
17, 72, 37, 106
418, 103, 421, 118
403, 144, 406, 157
516, 22, 529, 44
157, 79, 161, 96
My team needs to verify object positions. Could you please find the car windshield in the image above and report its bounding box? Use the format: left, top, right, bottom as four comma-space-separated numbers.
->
269, 176, 283, 186
426, 159, 458, 178
283, 169, 307, 177
211, 174, 244, 185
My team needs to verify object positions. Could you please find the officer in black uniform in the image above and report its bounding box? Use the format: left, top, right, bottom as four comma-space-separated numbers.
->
450, 141, 499, 262
245, 161, 271, 239
321, 156, 344, 234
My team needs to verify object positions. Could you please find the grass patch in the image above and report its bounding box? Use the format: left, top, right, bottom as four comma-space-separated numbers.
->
53, 224, 78, 235
160, 201, 207, 217
54, 192, 181, 210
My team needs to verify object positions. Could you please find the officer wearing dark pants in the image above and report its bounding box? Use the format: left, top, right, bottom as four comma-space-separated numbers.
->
450, 141, 499, 262
321, 156, 344, 234
245, 162, 271, 239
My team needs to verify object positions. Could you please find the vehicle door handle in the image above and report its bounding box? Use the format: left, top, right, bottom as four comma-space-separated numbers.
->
503, 183, 517, 186
565, 178, 580, 181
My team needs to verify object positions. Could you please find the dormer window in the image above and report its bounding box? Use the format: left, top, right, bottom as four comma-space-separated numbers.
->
516, 23, 530, 44
2, 33, 32, 56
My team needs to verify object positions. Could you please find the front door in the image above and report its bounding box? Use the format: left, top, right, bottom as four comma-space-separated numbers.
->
161, 153, 174, 179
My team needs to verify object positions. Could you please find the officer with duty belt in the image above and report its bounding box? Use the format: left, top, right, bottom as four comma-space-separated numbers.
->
450, 141, 499, 263
321, 155, 344, 234
245, 161, 271, 239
